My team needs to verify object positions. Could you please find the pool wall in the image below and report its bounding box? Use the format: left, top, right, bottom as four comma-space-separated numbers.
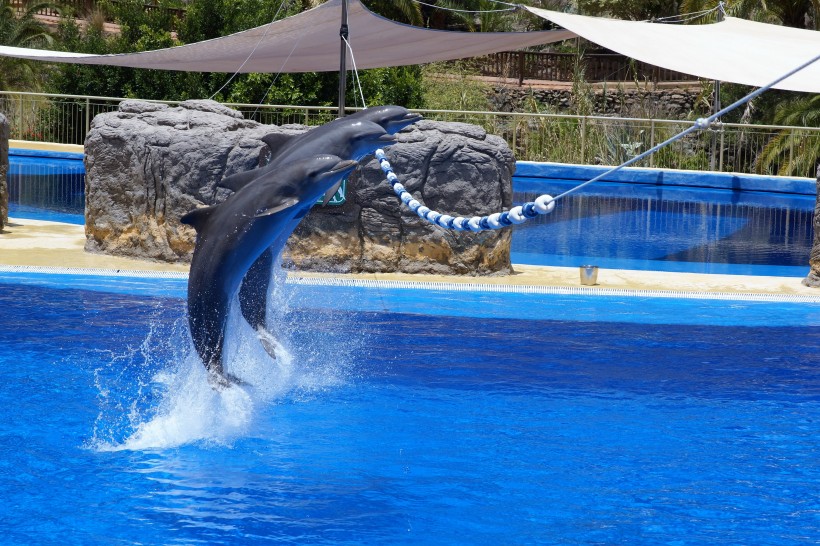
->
513, 161, 815, 196
7, 142, 85, 215
1, 116, 7, 229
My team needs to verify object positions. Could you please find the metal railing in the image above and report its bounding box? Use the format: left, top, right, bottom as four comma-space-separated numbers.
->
2, 91, 818, 177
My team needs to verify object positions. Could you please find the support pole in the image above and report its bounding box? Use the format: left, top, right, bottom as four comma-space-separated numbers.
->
338, 0, 349, 118
710, 3, 725, 170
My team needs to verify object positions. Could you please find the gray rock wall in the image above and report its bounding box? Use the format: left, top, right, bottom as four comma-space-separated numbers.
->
84, 100, 271, 261
490, 85, 700, 117
286, 120, 513, 275
803, 163, 820, 288
0, 113, 8, 231
84, 100, 513, 275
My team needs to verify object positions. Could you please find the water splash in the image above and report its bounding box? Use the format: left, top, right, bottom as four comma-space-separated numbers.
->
90, 275, 362, 452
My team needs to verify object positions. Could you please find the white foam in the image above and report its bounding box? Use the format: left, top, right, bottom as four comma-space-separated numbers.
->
91, 286, 353, 452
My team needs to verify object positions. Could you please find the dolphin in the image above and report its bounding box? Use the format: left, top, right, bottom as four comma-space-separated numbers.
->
218, 106, 421, 194
346, 105, 423, 135
221, 107, 423, 337
219, 118, 395, 193
182, 154, 358, 385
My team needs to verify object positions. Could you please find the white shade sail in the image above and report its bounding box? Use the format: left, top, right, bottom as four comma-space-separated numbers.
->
524, 7, 820, 93
0, 0, 573, 73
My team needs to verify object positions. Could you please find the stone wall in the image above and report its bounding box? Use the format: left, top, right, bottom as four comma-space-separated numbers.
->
490, 85, 701, 118
803, 163, 820, 288
84, 100, 513, 275
0, 113, 8, 231
84, 99, 270, 262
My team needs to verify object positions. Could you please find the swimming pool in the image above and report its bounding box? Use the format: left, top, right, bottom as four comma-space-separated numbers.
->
7, 147, 85, 215
512, 164, 816, 277
8, 152, 816, 276
2, 270, 819, 544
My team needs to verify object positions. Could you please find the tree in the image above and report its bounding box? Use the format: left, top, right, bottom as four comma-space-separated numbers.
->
0, 0, 60, 90
755, 94, 820, 176
681, 0, 819, 29
48, 0, 425, 110
577, 0, 680, 20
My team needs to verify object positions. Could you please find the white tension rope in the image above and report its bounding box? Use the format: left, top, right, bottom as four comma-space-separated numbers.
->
377, 52, 820, 233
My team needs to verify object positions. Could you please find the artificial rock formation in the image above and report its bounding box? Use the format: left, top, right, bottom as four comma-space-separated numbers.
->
0, 113, 8, 231
84, 100, 513, 275
286, 120, 514, 274
803, 164, 820, 288
85, 100, 275, 262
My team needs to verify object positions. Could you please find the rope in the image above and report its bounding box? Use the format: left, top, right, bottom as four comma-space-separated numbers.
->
379, 52, 820, 232
208, 0, 290, 100
410, 0, 518, 14
343, 35, 367, 109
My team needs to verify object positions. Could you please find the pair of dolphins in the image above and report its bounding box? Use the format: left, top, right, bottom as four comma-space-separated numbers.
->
181, 106, 423, 386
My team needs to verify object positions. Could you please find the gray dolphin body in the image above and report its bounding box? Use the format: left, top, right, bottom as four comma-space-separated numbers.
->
224, 106, 423, 334
182, 155, 358, 383
220, 106, 422, 331
219, 106, 421, 194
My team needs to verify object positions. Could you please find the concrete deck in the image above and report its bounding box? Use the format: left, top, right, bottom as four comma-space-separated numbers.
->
2, 216, 818, 297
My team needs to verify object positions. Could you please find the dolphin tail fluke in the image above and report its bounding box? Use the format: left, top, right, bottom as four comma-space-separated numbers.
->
256, 326, 283, 361
207, 370, 246, 390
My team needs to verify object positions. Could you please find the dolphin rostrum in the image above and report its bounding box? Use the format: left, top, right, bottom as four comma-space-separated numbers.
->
223, 107, 422, 336
182, 154, 358, 385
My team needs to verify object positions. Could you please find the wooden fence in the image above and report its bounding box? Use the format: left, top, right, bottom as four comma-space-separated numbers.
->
13, 0, 185, 23
476, 51, 700, 85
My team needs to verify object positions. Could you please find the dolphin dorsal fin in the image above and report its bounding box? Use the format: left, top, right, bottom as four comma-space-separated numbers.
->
180, 205, 218, 232
261, 133, 297, 160
218, 169, 260, 192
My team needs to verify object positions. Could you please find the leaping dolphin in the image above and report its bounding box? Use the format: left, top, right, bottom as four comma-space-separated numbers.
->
182, 154, 358, 385
221, 107, 422, 335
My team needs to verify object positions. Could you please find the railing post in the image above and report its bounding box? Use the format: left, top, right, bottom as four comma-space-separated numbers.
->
580, 116, 587, 164
649, 119, 656, 167
85, 97, 91, 139
718, 124, 725, 171
18, 93, 23, 139
518, 52, 525, 86
788, 128, 795, 175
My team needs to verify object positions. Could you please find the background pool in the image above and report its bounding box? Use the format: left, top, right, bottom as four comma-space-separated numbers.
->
1, 273, 819, 544
512, 179, 815, 277
8, 152, 816, 277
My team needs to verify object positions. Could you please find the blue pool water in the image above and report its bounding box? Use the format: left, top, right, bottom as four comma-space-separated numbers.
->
7, 148, 85, 215
8, 152, 816, 276
512, 179, 815, 277
1, 271, 819, 544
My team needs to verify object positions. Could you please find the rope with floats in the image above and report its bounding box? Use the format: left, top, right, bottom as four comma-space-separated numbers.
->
377, 52, 820, 233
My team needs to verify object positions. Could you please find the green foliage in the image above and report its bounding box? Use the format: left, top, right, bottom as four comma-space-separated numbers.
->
0, 0, 59, 90
682, 0, 819, 29
755, 94, 820, 176
46, 0, 425, 109
577, 0, 679, 20
420, 62, 491, 111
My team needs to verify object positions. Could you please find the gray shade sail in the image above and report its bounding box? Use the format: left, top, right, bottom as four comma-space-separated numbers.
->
1, 1, 815, 93
0, 0, 573, 73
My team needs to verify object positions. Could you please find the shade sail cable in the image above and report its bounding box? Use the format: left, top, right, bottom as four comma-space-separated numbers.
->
375, 52, 820, 233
